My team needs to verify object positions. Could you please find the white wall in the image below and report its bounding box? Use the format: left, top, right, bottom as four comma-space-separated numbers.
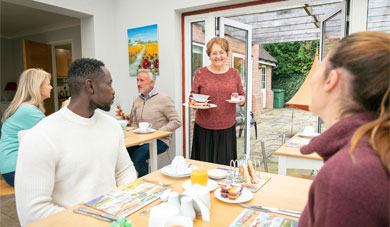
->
0, 25, 82, 100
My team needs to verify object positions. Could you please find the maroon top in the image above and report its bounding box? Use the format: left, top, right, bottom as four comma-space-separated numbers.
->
191, 67, 245, 130
299, 112, 389, 227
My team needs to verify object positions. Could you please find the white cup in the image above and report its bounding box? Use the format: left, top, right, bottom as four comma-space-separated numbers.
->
304, 126, 314, 134
170, 156, 188, 174
139, 122, 151, 130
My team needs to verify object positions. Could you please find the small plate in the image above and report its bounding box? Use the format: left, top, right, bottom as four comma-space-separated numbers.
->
296, 132, 320, 138
133, 128, 156, 134
183, 103, 217, 109
214, 188, 253, 204
208, 169, 227, 180
161, 165, 198, 178
182, 179, 218, 192
226, 99, 240, 104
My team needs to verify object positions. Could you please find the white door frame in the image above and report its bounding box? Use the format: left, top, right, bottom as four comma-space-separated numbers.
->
219, 17, 253, 160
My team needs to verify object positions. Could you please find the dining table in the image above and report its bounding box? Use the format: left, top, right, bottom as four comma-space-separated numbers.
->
124, 129, 172, 172
275, 134, 323, 175
28, 159, 312, 227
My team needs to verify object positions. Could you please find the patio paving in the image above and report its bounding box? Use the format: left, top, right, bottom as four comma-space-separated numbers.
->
0, 107, 319, 226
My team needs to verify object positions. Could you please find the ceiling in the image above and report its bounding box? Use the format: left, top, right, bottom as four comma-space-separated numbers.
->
227, 0, 343, 44
0, 1, 80, 38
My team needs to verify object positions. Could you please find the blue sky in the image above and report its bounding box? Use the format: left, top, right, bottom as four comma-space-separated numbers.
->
127, 24, 158, 43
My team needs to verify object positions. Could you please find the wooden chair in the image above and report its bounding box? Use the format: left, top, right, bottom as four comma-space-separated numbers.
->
0, 180, 15, 196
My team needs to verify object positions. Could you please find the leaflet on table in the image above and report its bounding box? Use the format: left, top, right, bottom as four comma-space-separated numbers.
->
286, 138, 311, 148
230, 209, 298, 227
217, 169, 271, 193
84, 179, 170, 218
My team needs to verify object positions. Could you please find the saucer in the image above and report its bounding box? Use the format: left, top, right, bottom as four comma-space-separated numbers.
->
182, 179, 218, 192
133, 128, 156, 134
296, 132, 320, 138
226, 99, 240, 104
161, 165, 197, 178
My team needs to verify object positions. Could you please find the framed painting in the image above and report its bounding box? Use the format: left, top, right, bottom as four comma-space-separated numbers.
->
128, 24, 159, 76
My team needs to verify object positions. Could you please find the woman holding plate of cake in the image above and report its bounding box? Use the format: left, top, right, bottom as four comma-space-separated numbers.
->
190, 37, 246, 165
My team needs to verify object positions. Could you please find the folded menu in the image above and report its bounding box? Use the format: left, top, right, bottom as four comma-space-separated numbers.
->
230, 209, 298, 227
286, 138, 311, 148
84, 179, 170, 218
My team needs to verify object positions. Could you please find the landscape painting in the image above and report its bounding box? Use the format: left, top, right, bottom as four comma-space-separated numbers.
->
127, 24, 159, 76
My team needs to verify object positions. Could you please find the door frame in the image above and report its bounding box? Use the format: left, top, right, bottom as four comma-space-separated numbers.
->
49, 39, 74, 111
219, 16, 253, 159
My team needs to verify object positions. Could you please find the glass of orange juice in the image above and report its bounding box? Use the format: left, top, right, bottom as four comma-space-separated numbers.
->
190, 169, 208, 186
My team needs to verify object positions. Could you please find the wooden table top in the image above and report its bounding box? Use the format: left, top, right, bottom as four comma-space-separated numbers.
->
29, 159, 312, 227
275, 134, 322, 161
124, 129, 172, 147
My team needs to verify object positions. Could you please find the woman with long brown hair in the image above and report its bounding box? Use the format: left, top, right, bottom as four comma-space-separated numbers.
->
299, 31, 389, 226
0, 68, 52, 186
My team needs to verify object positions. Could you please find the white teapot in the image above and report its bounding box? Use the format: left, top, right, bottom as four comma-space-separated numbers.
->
148, 203, 193, 227
182, 184, 210, 221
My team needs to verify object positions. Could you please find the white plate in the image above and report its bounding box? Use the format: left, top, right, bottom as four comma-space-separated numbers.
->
161, 165, 198, 178
182, 179, 218, 192
296, 132, 320, 138
208, 169, 227, 180
133, 128, 156, 134
183, 103, 217, 109
214, 188, 253, 204
226, 99, 240, 104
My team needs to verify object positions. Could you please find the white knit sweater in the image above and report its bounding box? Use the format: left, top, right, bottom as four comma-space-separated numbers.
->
15, 107, 137, 226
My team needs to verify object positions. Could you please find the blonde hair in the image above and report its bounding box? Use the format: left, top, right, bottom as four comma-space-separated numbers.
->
1, 68, 51, 123
206, 37, 229, 56
325, 32, 390, 173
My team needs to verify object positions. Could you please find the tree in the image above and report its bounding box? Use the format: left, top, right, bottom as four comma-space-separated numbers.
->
263, 40, 318, 105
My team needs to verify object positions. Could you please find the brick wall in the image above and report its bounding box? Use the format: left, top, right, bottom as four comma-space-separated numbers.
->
192, 24, 205, 44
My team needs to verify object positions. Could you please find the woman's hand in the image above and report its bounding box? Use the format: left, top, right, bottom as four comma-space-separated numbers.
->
238, 96, 246, 106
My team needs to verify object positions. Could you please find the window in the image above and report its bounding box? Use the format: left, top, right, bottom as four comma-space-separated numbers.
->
261, 66, 266, 89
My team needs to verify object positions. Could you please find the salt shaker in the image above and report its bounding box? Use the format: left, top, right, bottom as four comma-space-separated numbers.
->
167, 191, 181, 211
180, 196, 195, 221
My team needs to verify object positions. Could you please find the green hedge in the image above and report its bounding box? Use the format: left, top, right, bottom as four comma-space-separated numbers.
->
263, 40, 318, 106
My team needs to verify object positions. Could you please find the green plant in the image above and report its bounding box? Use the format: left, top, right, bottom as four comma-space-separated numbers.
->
263, 40, 318, 106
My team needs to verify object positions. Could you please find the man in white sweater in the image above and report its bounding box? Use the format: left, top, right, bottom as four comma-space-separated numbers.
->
15, 58, 137, 226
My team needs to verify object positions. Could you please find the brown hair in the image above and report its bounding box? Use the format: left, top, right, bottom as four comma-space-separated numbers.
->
326, 31, 390, 172
206, 37, 229, 56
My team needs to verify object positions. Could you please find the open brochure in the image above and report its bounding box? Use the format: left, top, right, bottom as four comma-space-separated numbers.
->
230, 209, 298, 227
84, 179, 170, 218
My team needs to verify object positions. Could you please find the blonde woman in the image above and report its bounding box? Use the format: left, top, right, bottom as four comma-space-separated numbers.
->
0, 68, 52, 186
299, 32, 389, 226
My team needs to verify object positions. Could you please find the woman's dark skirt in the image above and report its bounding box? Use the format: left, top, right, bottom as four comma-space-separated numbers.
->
191, 123, 237, 165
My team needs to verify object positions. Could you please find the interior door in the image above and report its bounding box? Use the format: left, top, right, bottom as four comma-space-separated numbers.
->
317, 2, 347, 133
23, 40, 54, 115
219, 17, 252, 160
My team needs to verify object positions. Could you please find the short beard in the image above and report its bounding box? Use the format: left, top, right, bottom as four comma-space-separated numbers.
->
97, 104, 111, 112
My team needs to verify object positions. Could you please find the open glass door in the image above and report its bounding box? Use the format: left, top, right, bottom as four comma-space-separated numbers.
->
317, 1, 347, 132
219, 17, 252, 160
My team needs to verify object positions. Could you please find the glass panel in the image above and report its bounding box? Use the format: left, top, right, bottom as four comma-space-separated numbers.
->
189, 21, 205, 154
222, 25, 248, 160
367, 0, 390, 33
323, 11, 342, 59
261, 67, 266, 89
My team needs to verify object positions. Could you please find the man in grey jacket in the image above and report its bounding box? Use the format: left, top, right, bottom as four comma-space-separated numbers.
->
128, 69, 181, 177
